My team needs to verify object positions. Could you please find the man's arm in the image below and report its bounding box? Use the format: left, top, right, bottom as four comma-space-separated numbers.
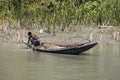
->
27, 37, 30, 44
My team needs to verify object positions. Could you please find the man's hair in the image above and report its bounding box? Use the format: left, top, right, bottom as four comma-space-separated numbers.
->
28, 32, 32, 36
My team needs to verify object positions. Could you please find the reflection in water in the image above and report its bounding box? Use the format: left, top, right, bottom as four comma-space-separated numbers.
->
0, 43, 120, 80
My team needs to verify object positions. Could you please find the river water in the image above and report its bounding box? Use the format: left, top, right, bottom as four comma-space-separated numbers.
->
0, 43, 120, 80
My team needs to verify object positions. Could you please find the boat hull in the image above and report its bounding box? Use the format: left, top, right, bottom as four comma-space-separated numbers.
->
36, 42, 98, 55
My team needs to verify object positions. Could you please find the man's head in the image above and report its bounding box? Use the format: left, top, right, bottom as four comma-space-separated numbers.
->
28, 32, 32, 36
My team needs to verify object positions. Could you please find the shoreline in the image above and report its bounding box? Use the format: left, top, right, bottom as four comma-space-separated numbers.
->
0, 27, 120, 45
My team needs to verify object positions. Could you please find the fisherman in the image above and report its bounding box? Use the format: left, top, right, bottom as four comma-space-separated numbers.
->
27, 32, 41, 50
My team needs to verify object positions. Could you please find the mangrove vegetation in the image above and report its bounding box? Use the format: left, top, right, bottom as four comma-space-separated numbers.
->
0, 0, 120, 32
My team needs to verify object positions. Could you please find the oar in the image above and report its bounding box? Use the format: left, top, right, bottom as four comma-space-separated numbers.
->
22, 42, 32, 48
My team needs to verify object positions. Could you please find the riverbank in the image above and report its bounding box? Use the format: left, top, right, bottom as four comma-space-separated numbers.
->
0, 26, 120, 45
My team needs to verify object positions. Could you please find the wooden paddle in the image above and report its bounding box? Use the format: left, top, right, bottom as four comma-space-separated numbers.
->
22, 42, 32, 48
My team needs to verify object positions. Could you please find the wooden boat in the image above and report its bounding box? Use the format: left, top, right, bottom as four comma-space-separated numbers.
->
23, 42, 98, 55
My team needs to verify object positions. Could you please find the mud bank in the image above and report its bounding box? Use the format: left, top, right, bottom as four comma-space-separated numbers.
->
0, 27, 120, 44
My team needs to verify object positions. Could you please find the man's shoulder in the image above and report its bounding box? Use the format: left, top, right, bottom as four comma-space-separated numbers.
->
32, 34, 39, 39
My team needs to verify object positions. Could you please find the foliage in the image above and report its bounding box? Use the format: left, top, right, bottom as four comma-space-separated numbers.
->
0, 0, 120, 31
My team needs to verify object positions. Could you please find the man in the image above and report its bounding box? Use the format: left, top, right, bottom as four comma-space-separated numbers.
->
27, 32, 41, 50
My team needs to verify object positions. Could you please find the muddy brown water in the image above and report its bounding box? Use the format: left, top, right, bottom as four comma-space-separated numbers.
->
0, 43, 120, 80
